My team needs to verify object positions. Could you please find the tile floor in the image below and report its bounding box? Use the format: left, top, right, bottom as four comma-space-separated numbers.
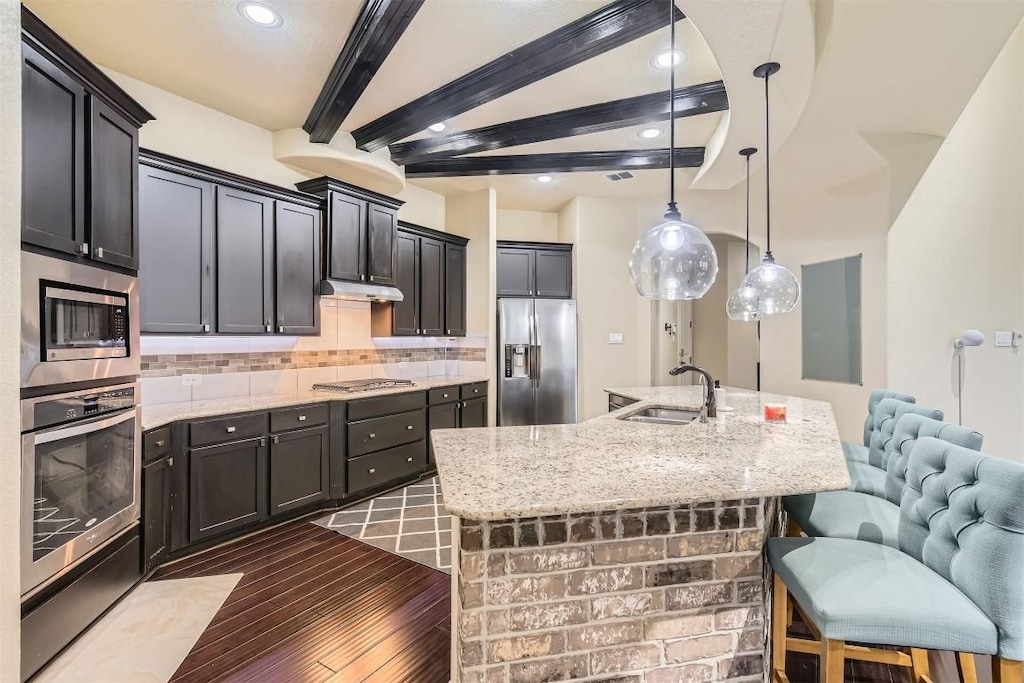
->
314, 476, 452, 573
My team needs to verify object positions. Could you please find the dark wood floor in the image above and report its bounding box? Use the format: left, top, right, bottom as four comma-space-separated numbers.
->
155, 516, 451, 683
153, 516, 916, 683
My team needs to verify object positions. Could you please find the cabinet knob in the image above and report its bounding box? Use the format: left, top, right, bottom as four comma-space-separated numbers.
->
155, 439, 166, 447
278, 325, 284, 333
272, 435, 280, 445
79, 243, 89, 255
474, 389, 479, 393
94, 247, 105, 258
368, 467, 376, 474
369, 275, 375, 282
203, 323, 210, 333
416, 329, 420, 334
447, 329, 451, 335
168, 456, 174, 467
360, 274, 365, 281
265, 324, 272, 332
406, 425, 413, 430
369, 433, 376, 439
406, 457, 413, 463
226, 426, 236, 433
298, 415, 307, 422
442, 393, 448, 398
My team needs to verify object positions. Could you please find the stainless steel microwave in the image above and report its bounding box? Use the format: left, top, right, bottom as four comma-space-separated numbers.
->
21, 251, 141, 390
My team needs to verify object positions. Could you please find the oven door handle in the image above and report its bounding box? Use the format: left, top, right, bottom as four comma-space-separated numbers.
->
32, 408, 137, 446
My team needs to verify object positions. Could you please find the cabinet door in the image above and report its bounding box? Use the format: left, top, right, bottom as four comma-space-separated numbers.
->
419, 237, 445, 336
496, 248, 535, 297
269, 425, 328, 516
275, 201, 321, 335
366, 204, 397, 286
327, 192, 366, 282
444, 243, 467, 336
139, 167, 214, 334
428, 402, 458, 465
391, 232, 419, 336
534, 249, 572, 298
189, 438, 268, 543
460, 397, 487, 428
21, 42, 86, 256
89, 98, 139, 270
142, 455, 171, 570
216, 187, 274, 334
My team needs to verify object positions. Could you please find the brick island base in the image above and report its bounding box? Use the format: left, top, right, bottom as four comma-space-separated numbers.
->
452, 499, 776, 683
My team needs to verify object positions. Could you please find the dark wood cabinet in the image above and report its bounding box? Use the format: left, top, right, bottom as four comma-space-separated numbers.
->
496, 242, 572, 299
275, 201, 321, 335
189, 436, 268, 543
21, 11, 153, 269
269, 425, 329, 516
419, 237, 445, 335
326, 193, 366, 282
390, 232, 420, 335
142, 454, 172, 571
367, 204, 397, 286
460, 396, 488, 428
139, 165, 214, 334
216, 187, 274, 334
427, 402, 458, 465
444, 243, 467, 336
88, 98, 139, 269
21, 41, 86, 257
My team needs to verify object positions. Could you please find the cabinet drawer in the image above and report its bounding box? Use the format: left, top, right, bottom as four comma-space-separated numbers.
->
189, 412, 266, 448
460, 382, 488, 400
348, 409, 426, 458
143, 426, 172, 463
347, 441, 427, 495
270, 403, 329, 433
428, 386, 459, 405
347, 391, 426, 421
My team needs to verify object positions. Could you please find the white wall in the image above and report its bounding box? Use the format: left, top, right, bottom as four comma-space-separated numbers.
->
0, 0, 19, 674
888, 21, 1024, 461
396, 182, 446, 231
496, 209, 560, 243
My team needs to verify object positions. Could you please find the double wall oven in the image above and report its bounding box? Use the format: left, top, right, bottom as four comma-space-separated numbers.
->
20, 250, 141, 598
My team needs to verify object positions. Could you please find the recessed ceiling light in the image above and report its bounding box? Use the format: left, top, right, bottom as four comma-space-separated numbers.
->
535, 175, 553, 184
427, 122, 447, 133
651, 50, 685, 70
238, 1, 283, 28
637, 126, 664, 139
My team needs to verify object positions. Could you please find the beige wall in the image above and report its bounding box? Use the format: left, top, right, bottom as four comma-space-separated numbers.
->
496, 209, 560, 243
0, 0, 20, 674
888, 21, 1024, 462
396, 182, 446, 232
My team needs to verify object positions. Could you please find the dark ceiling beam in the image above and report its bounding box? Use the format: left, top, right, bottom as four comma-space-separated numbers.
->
389, 81, 727, 165
404, 148, 705, 178
352, 0, 685, 152
303, 0, 425, 143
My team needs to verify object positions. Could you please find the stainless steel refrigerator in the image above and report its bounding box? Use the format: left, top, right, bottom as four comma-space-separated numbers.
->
497, 298, 578, 425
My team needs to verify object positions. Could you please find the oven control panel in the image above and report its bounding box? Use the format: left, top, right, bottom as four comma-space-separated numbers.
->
33, 386, 136, 431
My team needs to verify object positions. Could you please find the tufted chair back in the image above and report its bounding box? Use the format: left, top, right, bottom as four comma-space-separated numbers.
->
899, 437, 1024, 660
862, 389, 916, 447
867, 398, 941, 469
883, 414, 983, 505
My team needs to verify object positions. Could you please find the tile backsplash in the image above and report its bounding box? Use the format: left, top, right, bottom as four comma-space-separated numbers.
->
140, 300, 487, 406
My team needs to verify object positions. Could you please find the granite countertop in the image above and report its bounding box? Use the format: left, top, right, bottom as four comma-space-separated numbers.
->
141, 376, 485, 431
431, 385, 850, 521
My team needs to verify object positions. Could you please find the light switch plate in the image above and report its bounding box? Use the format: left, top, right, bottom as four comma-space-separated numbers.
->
609, 333, 624, 344
995, 331, 1014, 348
181, 374, 202, 386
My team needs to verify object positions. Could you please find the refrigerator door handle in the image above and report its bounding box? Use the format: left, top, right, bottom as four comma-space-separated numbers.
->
531, 344, 542, 383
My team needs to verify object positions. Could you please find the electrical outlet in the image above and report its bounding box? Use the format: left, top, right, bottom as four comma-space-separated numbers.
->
995, 331, 1014, 348
609, 333, 624, 345
181, 374, 202, 386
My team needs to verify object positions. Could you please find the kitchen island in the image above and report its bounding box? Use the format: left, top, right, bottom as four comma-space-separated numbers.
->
431, 385, 850, 683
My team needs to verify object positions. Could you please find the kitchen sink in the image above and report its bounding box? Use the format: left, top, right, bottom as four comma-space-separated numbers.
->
619, 407, 701, 425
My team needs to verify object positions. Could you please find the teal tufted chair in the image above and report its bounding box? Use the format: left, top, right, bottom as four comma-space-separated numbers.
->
899, 437, 1024, 662
883, 414, 983, 505
862, 389, 916, 448
848, 399, 942, 497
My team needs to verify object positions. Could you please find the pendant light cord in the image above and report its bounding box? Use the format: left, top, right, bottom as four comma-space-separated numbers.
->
763, 70, 772, 256
669, 0, 675, 205
745, 153, 751, 273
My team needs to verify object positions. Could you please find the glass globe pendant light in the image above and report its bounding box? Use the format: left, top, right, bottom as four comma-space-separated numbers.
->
740, 62, 800, 315
726, 147, 761, 321
628, 0, 718, 301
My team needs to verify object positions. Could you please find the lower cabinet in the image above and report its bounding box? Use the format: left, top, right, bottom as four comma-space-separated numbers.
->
427, 402, 459, 465
189, 436, 269, 543
269, 424, 329, 516
142, 455, 171, 571
348, 440, 427, 493
461, 397, 488, 428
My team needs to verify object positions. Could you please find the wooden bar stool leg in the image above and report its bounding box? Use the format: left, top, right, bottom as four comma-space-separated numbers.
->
772, 574, 789, 680
910, 648, 931, 683
820, 638, 845, 683
956, 652, 978, 683
993, 658, 1024, 683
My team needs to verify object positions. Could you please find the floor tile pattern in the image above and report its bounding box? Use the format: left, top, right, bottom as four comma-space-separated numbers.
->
315, 477, 452, 573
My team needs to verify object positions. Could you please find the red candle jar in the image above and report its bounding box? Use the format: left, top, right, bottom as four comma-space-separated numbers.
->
764, 404, 788, 423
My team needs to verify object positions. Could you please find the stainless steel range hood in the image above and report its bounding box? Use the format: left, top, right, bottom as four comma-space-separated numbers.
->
319, 279, 404, 302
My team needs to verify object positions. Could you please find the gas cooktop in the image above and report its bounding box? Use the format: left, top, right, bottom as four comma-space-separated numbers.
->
312, 378, 416, 394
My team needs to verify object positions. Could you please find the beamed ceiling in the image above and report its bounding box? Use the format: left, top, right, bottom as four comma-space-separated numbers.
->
24, 0, 750, 209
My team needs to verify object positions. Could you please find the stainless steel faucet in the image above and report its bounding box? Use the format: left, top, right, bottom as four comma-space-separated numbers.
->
668, 364, 717, 420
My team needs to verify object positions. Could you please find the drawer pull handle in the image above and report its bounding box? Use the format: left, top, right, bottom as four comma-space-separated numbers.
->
407, 425, 413, 430
226, 426, 236, 433
369, 433, 376, 439
298, 415, 307, 422
368, 467, 376, 474
442, 393, 449, 398
474, 389, 479, 393
155, 439, 166, 447
406, 457, 413, 463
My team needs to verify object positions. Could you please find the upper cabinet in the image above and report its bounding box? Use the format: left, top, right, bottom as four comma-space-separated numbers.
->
371, 223, 469, 338
496, 241, 573, 299
20, 8, 153, 271
138, 151, 323, 336
294, 177, 403, 287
